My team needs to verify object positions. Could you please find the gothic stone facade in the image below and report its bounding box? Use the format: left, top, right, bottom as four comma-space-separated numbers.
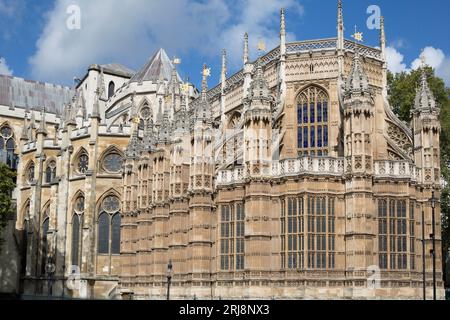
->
0, 2, 445, 299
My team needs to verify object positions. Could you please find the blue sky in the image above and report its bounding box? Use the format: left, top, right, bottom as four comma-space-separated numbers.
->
0, 0, 449, 89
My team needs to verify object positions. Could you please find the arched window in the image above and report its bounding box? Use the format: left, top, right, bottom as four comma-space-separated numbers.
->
26, 162, 35, 184
76, 152, 89, 174
0, 124, 17, 169
41, 217, 50, 275
108, 81, 115, 99
98, 213, 110, 254
71, 196, 84, 267
45, 161, 57, 184
97, 195, 121, 255
111, 214, 121, 254
297, 86, 329, 156
71, 215, 81, 266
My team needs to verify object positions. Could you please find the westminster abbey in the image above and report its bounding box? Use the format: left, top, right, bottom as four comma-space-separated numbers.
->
0, 1, 445, 299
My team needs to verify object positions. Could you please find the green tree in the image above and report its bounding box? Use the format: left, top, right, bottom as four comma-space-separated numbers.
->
388, 68, 450, 284
0, 163, 16, 252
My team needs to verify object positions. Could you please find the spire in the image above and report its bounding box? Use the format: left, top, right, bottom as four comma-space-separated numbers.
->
280, 8, 286, 58
337, 0, 345, 77
157, 107, 172, 144
414, 65, 437, 111
345, 52, 370, 95
380, 16, 386, 60
243, 33, 249, 65
98, 66, 105, 99
125, 121, 141, 159
201, 63, 210, 101
337, 0, 344, 50
130, 91, 138, 120
30, 109, 36, 129
142, 118, 156, 152
91, 67, 104, 120
37, 107, 48, 135
221, 49, 227, 94
21, 112, 29, 141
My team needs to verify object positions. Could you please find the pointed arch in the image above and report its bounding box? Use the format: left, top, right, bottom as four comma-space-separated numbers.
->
72, 147, 89, 174
21, 199, 31, 224
296, 84, 330, 157
41, 200, 51, 222
96, 188, 121, 215
44, 158, 57, 184
24, 160, 35, 184
99, 145, 125, 174
70, 191, 85, 267
108, 81, 115, 99
96, 189, 121, 256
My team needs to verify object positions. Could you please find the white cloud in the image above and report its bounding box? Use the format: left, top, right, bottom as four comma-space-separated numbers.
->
386, 45, 450, 86
0, 57, 13, 76
29, 0, 303, 84
386, 46, 407, 73
410, 46, 450, 85
411, 46, 445, 70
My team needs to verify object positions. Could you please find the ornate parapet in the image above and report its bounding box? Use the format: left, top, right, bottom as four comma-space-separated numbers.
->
374, 160, 420, 182
216, 157, 345, 186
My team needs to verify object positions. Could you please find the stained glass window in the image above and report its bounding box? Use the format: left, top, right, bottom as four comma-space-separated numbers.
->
378, 199, 412, 270
98, 213, 109, 254
111, 214, 121, 254
297, 87, 330, 156
103, 153, 123, 173
98, 195, 121, 256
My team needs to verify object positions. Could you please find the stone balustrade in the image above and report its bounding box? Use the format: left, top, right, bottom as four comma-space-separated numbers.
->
216, 158, 422, 186
374, 160, 420, 181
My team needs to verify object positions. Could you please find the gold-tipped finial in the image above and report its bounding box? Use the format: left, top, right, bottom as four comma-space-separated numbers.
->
202, 65, 211, 78
257, 39, 266, 52
351, 25, 363, 42
173, 57, 181, 65
181, 82, 189, 94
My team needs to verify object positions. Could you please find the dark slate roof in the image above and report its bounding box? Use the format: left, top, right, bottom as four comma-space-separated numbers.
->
130, 48, 181, 83
0, 75, 74, 115
100, 63, 135, 78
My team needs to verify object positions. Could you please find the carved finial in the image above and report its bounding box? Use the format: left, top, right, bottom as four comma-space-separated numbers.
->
337, 0, 344, 50
243, 33, 249, 65
201, 63, 210, 101
345, 52, 370, 94
221, 49, 227, 94
37, 106, 48, 135
280, 8, 286, 37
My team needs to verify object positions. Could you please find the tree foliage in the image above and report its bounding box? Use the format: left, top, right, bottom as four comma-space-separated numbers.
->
0, 163, 16, 251
388, 68, 450, 283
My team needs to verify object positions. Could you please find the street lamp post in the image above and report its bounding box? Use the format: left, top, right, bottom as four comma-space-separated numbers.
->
166, 260, 173, 300
430, 191, 437, 300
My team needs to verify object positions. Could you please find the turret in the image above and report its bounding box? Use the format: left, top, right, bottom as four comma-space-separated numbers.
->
243, 54, 272, 177
343, 52, 374, 175
412, 65, 440, 185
